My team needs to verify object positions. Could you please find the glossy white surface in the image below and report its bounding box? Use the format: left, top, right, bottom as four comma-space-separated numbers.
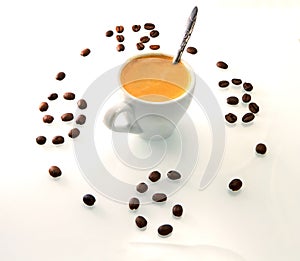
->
0, 0, 300, 260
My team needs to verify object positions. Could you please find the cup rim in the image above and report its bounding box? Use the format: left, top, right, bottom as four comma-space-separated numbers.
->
118, 52, 195, 105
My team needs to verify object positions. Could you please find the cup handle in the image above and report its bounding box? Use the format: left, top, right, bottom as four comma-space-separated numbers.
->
103, 102, 142, 134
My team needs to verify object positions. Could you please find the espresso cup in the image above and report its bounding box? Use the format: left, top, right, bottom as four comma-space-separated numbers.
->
103, 53, 195, 139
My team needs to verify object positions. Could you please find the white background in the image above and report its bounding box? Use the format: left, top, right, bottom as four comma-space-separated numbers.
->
0, 0, 300, 260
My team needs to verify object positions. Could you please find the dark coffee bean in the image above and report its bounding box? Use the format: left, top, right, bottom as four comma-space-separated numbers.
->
43, 115, 54, 124
243, 82, 253, 92
167, 170, 181, 180
256, 143, 267, 155
216, 61, 228, 69
49, 166, 62, 178
83, 194, 96, 206
232, 78, 242, 85
218, 80, 229, 88
242, 112, 255, 123
228, 178, 243, 191
77, 99, 87, 109
116, 25, 124, 33
150, 30, 159, 38
186, 46, 197, 54
249, 102, 259, 114
148, 171, 161, 182
144, 23, 155, 30
106, 30, 113, 37
61, 113, 74, 122
225, 113, 237, 123
68, 128, 80, 138
76, 115, 86, 125
149, 45, 160, 50
227, 96, 239, 105
116, 35, 125, 42
172, 204, 183, 217
129, 197, 140, 210
48, 93, 58, 101
39, 102, 48, 112
56, 72, 65, 81
63, 92, 75, 100
242, 93, 251, 103
116, 44, 125, 52
136, 42, 145, 51
132, 25, 141, 32
152, 193, 167, 202
136, 182, 148, 193
80, 48, 91, 57
42, 115, 52, 125
52, 135, 64, 145
140, 36, 150, 43
36, 136, 46, 145
158, 224, 173, 236
135, 216, 147, 229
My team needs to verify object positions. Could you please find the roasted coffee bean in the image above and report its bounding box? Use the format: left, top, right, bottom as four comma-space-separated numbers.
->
216, 61, 228, 69
150, 30, 159, 38
186, 46, 197, 54
68, 128, 80, 138
77, 99, 87, 109
39, 102, 48, 112
132, 25, 141, 32
172, 204, 183, 217
36, 136, 46, 145
52, 135, 64, 145
80, 48, 90, 57
116, 25, 124, 33
152, 193, 167, 202
61, 113, 74, 122
243, 82, 253, 92
158, 224, 173, 236
48, 93, 58, 101
56, 72, 65, 81
218, 80, 229, 88
116, 44, 125, 52
167, 170, 181, 180
135, 216, 147, 229
149, 45, 160, 50
136, 42, 145, 51
63, 92, 75, 100
256, 143, 267, 155
106, 30, 113, 37
49, 166, 62, 178
116, 35, 125, 42
140, 36, 150, 43
227, 96, 239, 105
249, 102, 259, 114
225, 113, 237, 123
76, 114, 86, 125
136, 182, 148, 193
83, 194, 96, 206
144, 23, 155, 30
43, 115, 54, 124
242, 112, 255, 123
129, 197, 140, 210
148, 171, 161, 182
232, 78, 242, 85
242, 93, 251, 103
228, 178, 243, 191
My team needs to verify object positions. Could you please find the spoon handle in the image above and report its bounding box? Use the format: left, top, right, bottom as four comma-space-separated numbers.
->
173, 6, 198, 64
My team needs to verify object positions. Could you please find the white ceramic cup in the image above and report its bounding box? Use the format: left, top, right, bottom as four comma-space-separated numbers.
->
103, 53, 195, 139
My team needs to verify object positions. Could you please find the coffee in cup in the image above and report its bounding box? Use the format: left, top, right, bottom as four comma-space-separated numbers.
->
120, 54, 190, 102
104, 53, 195, 139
